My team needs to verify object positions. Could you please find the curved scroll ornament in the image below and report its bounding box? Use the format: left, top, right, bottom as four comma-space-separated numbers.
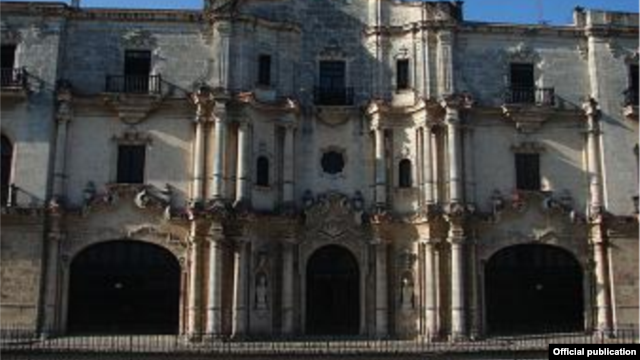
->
302, 191, 367, 241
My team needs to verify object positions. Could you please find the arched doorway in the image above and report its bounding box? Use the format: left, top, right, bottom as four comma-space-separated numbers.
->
485, 244, 584, 334
67, 240, 181, 334
306, 245, 360, 335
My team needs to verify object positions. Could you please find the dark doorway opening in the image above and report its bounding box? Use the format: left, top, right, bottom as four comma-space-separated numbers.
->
124, 50, 151, 93
485, 244, 584, 335
67, 240, 180, 334
306, 245, 359, 335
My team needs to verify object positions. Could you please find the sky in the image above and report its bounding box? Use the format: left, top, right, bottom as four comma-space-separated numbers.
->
6, 0, 639, 25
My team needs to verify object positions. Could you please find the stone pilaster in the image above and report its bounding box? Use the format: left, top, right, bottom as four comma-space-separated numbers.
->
437, 30, 454, 96
281, 241, 295, 335
206, 222, 224, 336
234, 119, 251, 208
373, 237, 388, 336
41, 225, 63, 335
51, 81, 73, 205
282, 122, 296, 208
373, 124, 387, 209
187, 221, 206, 338
232, 238, 249, 337
191, 86, 215, 203
422, 125, 435, 206
422, 238, 439, 340
211, 102, 227, 201
447, 213, 466, 341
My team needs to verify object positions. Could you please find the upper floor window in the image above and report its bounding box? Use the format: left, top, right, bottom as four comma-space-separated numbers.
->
627, 64, 639, 106
398, 159, 412, 188
124, 50, 152, 93
256, 156, 269, 186
396, 59, 410, 90
1, 45, 17, 88
315, 60, 352, 105
257, 54, 271, 87
515, 153, 540, 191
509, 63, 535, 103
1, 135, 13, 206
117, 144, 145, 184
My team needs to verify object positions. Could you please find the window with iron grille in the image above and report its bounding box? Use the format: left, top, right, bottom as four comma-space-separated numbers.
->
515, 153, 540, 191
1, 45, 17, 87
257, 54, 271, 86
510, 63, 535, 103
256, 156, 269, 186
396, 59, 410, 90
1, 135, 12, 206
117, 145, 146, 184
399, 159, 412, 188
124, 50, 151, 93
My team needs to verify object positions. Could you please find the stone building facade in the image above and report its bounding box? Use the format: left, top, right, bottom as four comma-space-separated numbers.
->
0, 0, 638, 339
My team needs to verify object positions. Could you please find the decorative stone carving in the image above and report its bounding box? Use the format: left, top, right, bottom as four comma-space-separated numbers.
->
490, 189, 505, 221
510, 141, 545, 154
400, 273, 414, 310
0, 23, 21, 44
122, 29, 156, 50
134, 184, 174, 219
319, 39, 347, 59
303, 192, 366, 241
55, 80, 73, 123
112, 129, 153, 145
190, 84, 216, 121
508, 42, 540, 63
254, 272, 269, 310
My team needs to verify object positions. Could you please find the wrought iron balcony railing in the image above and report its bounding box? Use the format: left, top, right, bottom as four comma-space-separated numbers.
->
105, 75, 162, 95
313, 86, 354, 106
504, 86, 555, 106
1, 67, 27, 89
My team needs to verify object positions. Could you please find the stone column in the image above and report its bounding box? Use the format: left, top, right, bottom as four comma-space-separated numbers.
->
373, 125, 387, 209
232, 239, 249, 337
583, 98, 613, 334
211, 104, 227, 201
374, 238, 388, 336
422, 125, 434, 206
468, 236, 481, 339
281, 242, 295, 334
206, 223, 224, 336
448, 218, 466, 340
442, 103, 462, 203
52, 82, 72, 203
187, 222, 205, 337
282, 123, 295, 207
423, 238, 439, 339
190, 87, 215, 202
234, 119, 251, 208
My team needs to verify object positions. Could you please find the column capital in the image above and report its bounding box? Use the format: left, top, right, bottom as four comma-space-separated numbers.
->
582, 97, 602, 131
440, 93, 474, 114
190, 85, 216, 122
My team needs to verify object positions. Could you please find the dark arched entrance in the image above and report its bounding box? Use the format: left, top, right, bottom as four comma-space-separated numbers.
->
306, 245, 359, 335
485, 244, 584, 334
68, 240, 180, 334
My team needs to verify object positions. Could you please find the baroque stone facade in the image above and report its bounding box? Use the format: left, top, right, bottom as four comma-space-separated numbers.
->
0, 0, 638, 340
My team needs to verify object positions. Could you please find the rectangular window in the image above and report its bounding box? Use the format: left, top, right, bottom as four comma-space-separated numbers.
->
1, 45, 16, 70
396, 59, 410, 90
317, 60, 350, 105
124, 50, 151, 93
117, 145, 146, 184
515, 153, 540, 191
630, 64, 639, 105
257, 54, 271, 86
510, 63, 535, 103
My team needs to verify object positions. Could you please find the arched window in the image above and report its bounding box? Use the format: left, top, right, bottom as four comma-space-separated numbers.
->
256, 156, 269, 186
399, 159, 412, 188
1, 135, 12, 206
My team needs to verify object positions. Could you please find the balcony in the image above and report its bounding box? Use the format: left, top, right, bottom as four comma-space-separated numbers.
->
105, 75, 162, 95
313, 86, 354, 106
504, 86, 555, 106
1, 68, 28, 98
501, 86, 557, 133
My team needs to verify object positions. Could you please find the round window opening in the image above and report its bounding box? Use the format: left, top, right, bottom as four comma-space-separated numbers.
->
321, 151, 345, 175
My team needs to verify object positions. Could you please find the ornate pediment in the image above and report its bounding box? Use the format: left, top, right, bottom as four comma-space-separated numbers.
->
122, 29, 156, 50
302, 191, 366, 242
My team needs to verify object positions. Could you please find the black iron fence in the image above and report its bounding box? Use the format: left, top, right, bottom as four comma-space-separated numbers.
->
1, 68, 27, 89
105, 75, 162, 95
1, 326, 637, 356
504, 86, 555, 106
